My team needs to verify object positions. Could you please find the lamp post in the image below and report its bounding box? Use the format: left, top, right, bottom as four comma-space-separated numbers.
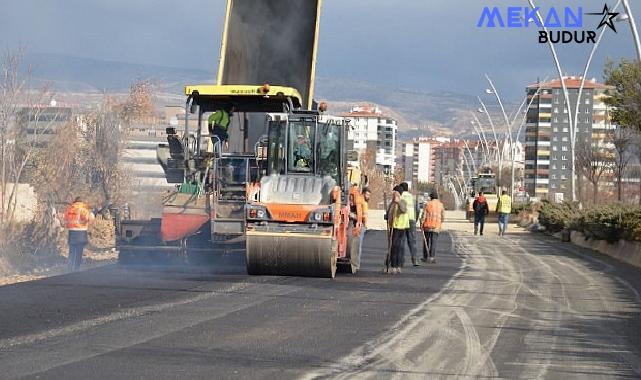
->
477, 98, 502, 182
620, 0, 641, 61
470, 116, 491, 164
526, 0, 624, 203
484, 75, 514, 197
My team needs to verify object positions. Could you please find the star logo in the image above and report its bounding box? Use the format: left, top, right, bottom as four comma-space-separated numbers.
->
587, 4, 620, 33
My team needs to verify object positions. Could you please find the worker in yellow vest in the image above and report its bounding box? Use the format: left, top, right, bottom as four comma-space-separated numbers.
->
496, 190, 512, 236
208, 106, 234, 150
421, 193, 445, 263
399, 182, 419, 266
386, 187, 408, 274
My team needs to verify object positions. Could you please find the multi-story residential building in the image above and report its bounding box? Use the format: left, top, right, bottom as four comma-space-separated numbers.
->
433, 140, 468, 188
524, 77, 614, 199
344, 105, 397, 174
402, 138, 439, 188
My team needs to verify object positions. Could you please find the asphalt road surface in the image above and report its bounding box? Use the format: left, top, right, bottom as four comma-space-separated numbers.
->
1, 212, 641, 379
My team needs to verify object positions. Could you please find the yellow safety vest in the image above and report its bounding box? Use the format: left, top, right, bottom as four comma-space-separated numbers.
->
497, 195, 512, 214
392, 204, 410, 230
401, 192, 416, 221
208, 110, 230, 130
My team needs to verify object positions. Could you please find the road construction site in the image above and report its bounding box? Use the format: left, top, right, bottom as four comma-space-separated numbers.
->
2, 212, 641, 379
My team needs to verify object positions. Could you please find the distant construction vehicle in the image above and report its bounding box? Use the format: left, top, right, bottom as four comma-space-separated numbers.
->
465, 167, 499, 221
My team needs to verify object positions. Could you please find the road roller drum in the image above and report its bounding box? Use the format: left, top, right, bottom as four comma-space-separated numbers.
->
246, 232, 336, 278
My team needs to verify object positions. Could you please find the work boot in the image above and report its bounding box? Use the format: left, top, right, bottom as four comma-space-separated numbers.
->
474, 228, 478, 236
429, 257, 436, 264
420, 257, 427, 263
412, 257, 419, 267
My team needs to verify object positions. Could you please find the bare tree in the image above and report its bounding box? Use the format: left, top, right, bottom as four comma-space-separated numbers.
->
0, 50, 56, 237
575, 138, 614, 203
611, 126, 634, 202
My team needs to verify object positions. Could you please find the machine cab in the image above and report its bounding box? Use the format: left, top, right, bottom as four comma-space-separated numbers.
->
253, 112, 346, 206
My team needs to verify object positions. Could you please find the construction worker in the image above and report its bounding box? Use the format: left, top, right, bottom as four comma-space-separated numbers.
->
349, 184, 365, 270
496, 190, 512, 236
473, 191, 489, 236
208, 106, 234, 150
63, 197, 95, 272
386, 189, 408, 274
398, 183, 418, 266
421, 193, 445, 263
358, 187, 371, 269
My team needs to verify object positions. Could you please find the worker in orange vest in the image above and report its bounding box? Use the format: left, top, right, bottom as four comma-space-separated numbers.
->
63, 197, 95, 272
421, 193, 445, 264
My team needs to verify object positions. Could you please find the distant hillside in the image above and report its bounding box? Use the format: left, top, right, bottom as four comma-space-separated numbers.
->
26, 53, 214, 93
24, 53, 501, 139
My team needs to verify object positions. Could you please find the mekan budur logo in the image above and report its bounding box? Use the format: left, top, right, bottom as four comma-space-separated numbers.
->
477, 4, 619, 44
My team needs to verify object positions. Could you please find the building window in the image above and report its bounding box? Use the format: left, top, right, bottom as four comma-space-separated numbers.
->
553, 127, 559, 133
563, 127, 569, 133
585, 98, 590, 105
551, 174, 556, 180
554, 107, 559, 113
562, 146, 568, 151
585, 108, 590, 113
552, 136, 558, 142
563, 107, 568, 114
562, 165, 566, 170
562, 136, 568, 142
552, 146, 558, 151
561, 175, 566, 180
551, 183, 557, 189
562, 155, 567, 160
552, 164, 557, 170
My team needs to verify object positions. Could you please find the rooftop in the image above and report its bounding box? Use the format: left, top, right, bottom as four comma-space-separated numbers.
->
527, 76, 612, 90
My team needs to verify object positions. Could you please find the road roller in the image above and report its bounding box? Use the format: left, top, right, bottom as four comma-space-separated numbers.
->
245, 112, 366, 278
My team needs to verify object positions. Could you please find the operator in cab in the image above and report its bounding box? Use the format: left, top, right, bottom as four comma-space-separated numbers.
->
294, 134, 312, 169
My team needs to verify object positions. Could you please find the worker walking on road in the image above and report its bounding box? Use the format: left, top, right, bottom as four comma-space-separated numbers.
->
496, 190, 512, 236
421, 193, 444, 263
399, 182, 419, 266
208, 106, 234, 151
63, 197, 95, 272
473, 191, 489, 236
386, 189, 408, 274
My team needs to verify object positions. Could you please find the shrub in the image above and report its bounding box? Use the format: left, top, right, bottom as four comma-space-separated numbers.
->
538, 200, 580, 233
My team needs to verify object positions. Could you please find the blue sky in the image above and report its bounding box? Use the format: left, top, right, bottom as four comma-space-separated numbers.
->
1, 0, 640, 100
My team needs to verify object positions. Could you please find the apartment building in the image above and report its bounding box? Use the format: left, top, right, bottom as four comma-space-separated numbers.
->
344, 105, 397, 174
524, 77, 614, 199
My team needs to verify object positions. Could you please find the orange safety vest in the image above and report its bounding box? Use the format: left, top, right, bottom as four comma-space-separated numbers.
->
64, 202, 94, 230
422, 200, 444, 230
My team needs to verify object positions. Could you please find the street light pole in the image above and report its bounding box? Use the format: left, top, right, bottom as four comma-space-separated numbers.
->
485, 75, 514, 197
622, 0, 641, 61
470, 116, 491, 163
477, 97, 501, 182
